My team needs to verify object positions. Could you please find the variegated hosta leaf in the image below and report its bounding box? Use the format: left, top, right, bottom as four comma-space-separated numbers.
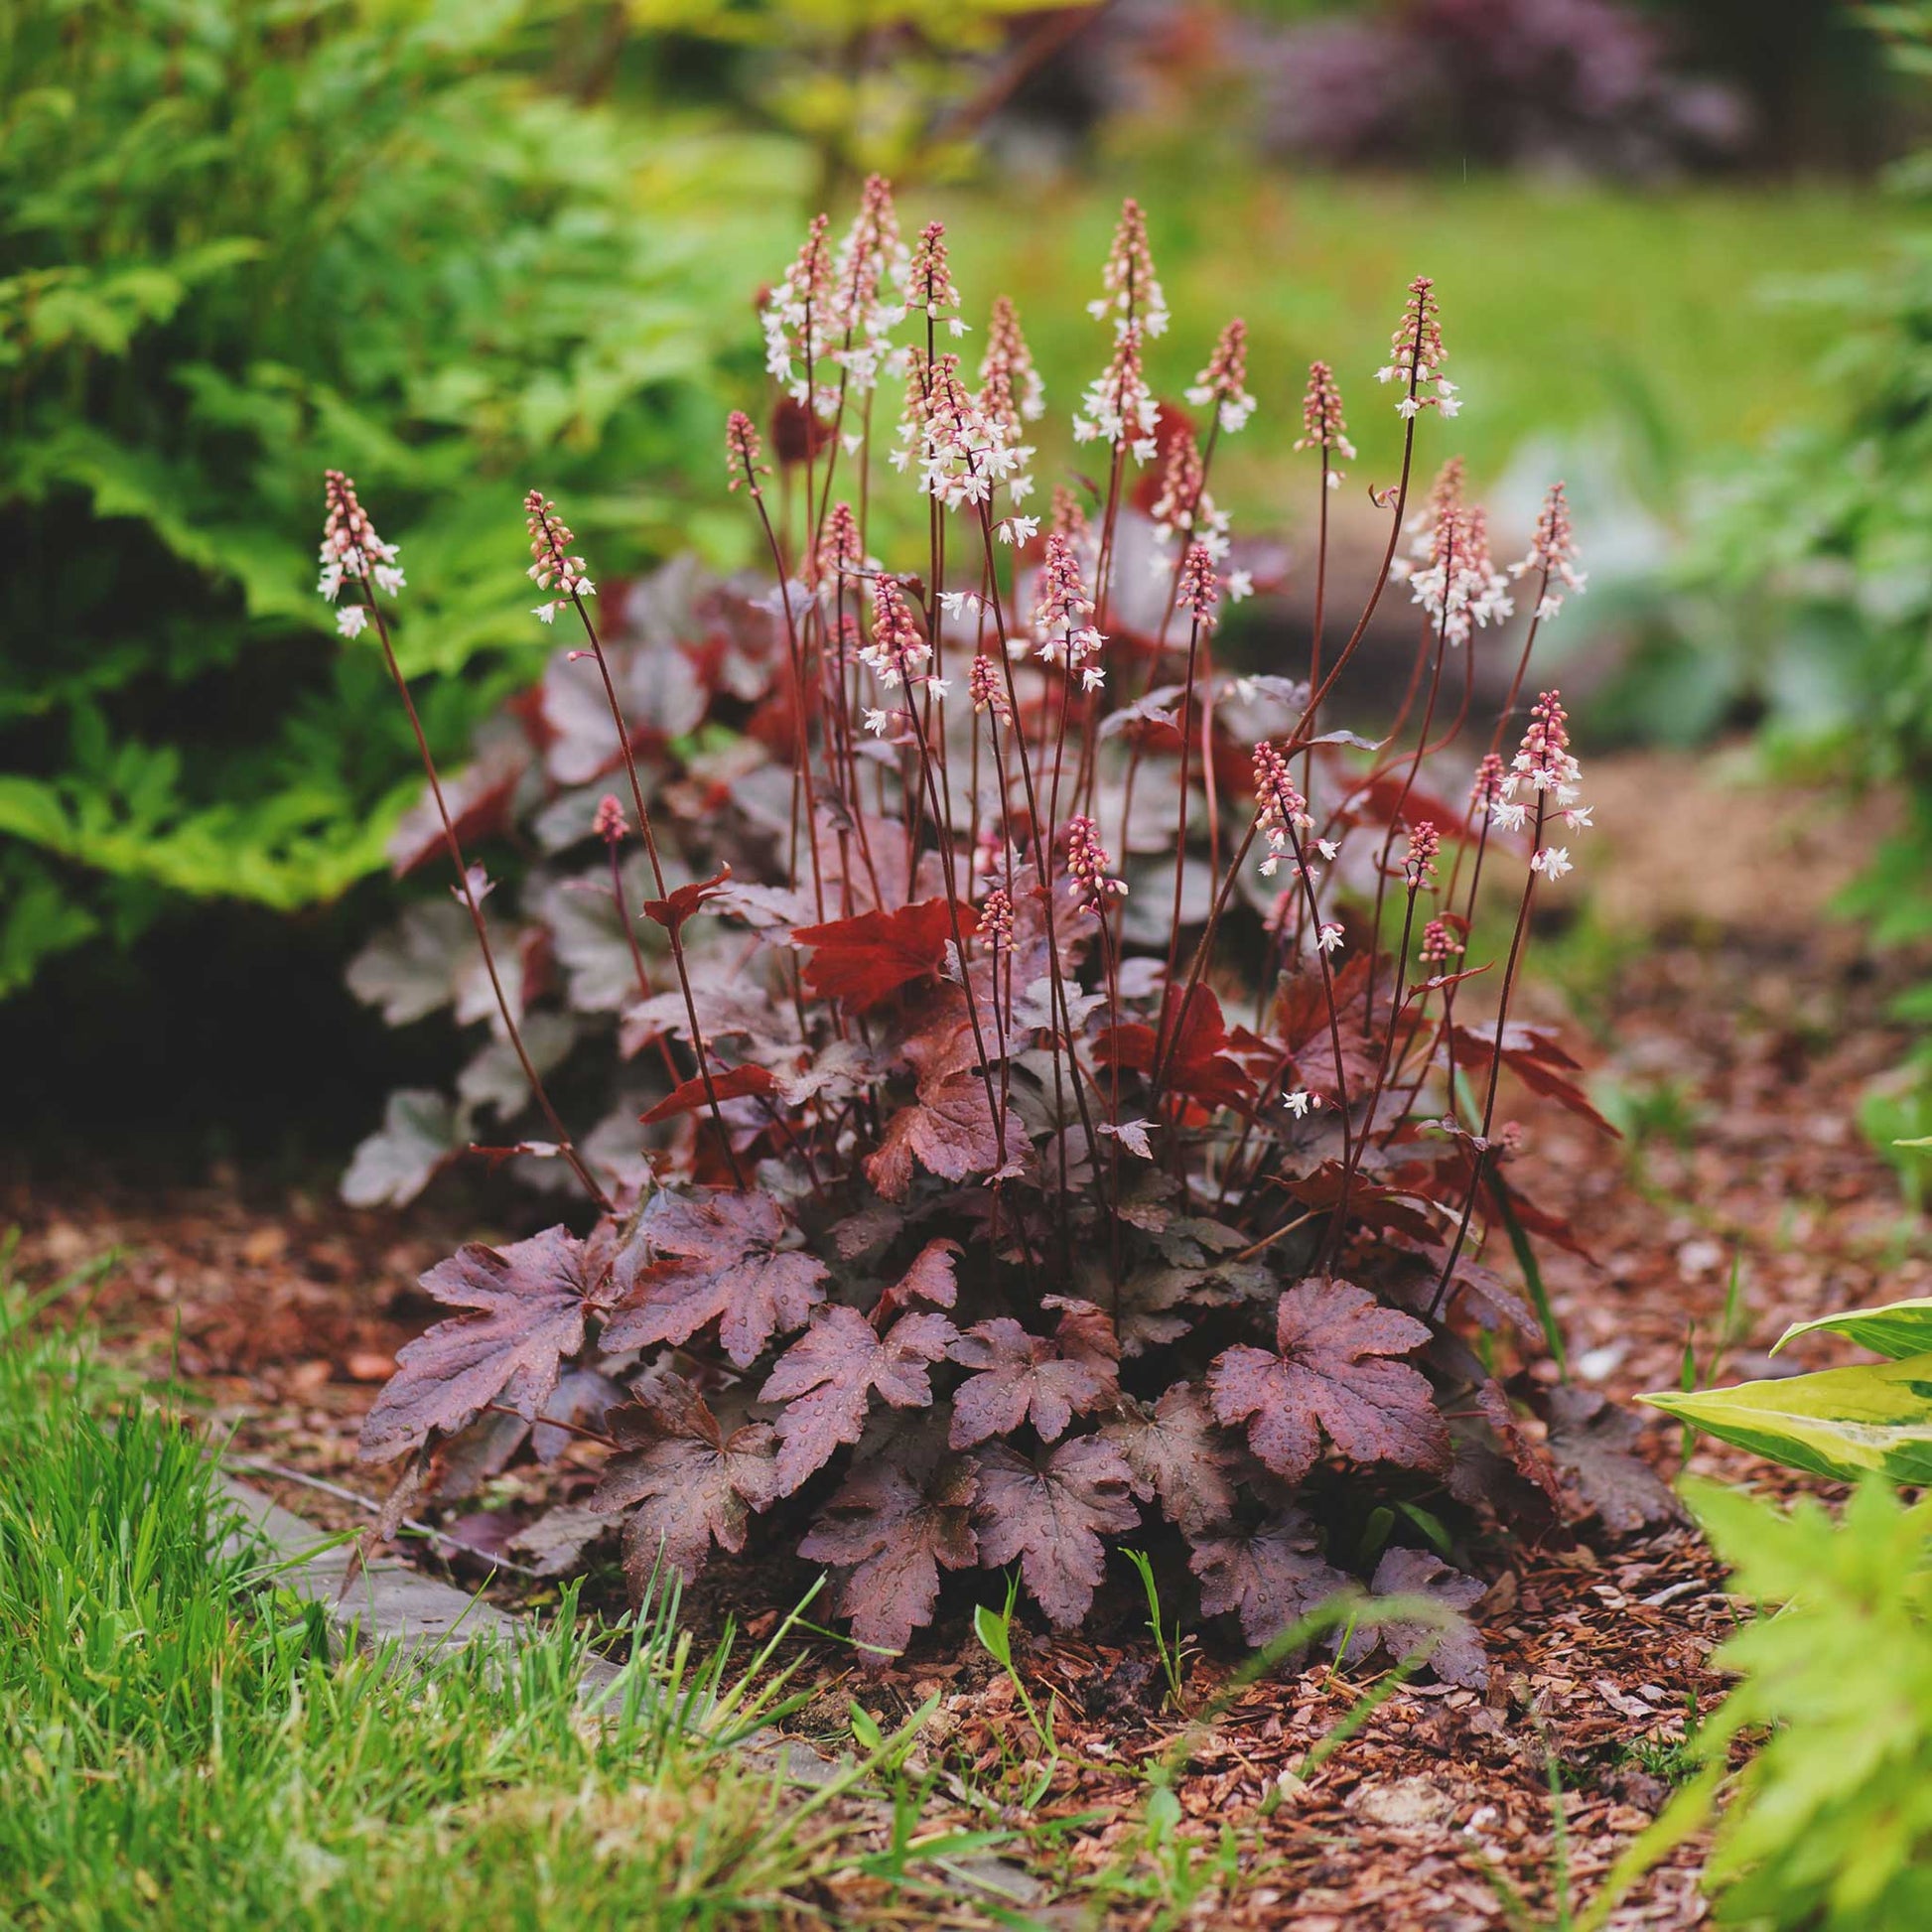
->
1773, 1297, 1932, 1363
1642, 1352, 1932, 1485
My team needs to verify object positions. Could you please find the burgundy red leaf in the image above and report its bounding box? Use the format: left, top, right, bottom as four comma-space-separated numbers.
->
1207, 1276, 1449, 1482
974, 1437, 1140, 1629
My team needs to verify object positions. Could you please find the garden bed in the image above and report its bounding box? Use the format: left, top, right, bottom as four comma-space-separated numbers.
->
8, 748, 1915, 1926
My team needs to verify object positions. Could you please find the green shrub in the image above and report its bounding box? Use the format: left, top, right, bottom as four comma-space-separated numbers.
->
0, 0, 802, 994
1592, 1478, 1932, 1932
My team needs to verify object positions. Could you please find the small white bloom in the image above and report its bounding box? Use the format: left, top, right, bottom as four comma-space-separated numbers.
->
1284, 1089, 1313, 1118
372, 564, 406, 598
533, 603, 559, 624
864, 707, 891, 736
336, 605, 368, 639
1315, 838, 1339, 861
1531, 846, 1574, 881
1315, 921, 1344, 953
1226, 569, 1254, 603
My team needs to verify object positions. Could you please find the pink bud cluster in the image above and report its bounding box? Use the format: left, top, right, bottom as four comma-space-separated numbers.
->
525, 490, 594, 625
861, 577, 932, 693
1376, 275, 1457, 420
1178, 542, 1219, 628
1064, 815, 1127, 916
1186, 318, 1254, 433
816, 500, 867, 583
1420, 917, 1464, 966
1032, 533, 1106, 688
1294, 361, 1356, 488
1403, 821, 1442, 890
761, 213, 835, 407
318, 471, 403, 638
1492, 690, 1590, 875
908, 221, 965, 336
726, 412, 768, 495
980, 296, 1045, 430
1088, 197, 1170, 340
1512, 482, 1587, 621
1253, 743, 1315, 879
595, 794, 627, 845
969, 653, 1012, 720
977, 887, 1016, 954
829, 176, 907, 394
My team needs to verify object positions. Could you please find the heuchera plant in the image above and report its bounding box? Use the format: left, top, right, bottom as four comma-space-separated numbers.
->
334, 187, 1610, 1668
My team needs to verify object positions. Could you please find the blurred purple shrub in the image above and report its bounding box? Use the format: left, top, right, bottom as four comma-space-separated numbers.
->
1246, 0, 1749, 177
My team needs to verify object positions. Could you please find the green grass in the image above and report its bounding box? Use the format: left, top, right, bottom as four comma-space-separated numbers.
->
0, 1261, 1008, 1930
928, 169, 1899, 511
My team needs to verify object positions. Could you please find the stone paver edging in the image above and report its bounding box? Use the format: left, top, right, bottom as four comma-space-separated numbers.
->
215, 1474, 1049, 1914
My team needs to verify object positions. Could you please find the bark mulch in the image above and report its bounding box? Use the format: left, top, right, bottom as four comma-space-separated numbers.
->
7, 750, 1926, 1929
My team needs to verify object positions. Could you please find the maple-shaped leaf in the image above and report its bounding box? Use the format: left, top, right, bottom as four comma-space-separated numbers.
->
1544, 1386, 1685, 1533
876, 1237, 963, 1317
949, 1309, 1120, 1449
1188, 1509, 1352, 1649
359, 1226, 597, 1461
1095, 984, 1255, 1112
1102, 1384, 1235, 1536
759, 1306, 958, 1494
866, 1073, 1017, 1202
974, 1438, 1140, 1629
639, 1062, 778, 1125
641, 864, 734, 938
1283, 1163, 1443, 1245
1449, 1021, 1619, 1137
1271, 955, 1380, 1096
603, 1189, 828, 1368
1207, 1277, 1449, 1482
1337, 1547, 1490, 1690
795, 897, 955, 1008
798, 1448, 979, 1653
342, 1088, 466, 1209
346, 901, 472, 1027
594, 1374, 777, 1587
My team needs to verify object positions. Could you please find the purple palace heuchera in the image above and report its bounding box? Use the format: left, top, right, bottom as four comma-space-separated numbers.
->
331, 188, 1642, 1674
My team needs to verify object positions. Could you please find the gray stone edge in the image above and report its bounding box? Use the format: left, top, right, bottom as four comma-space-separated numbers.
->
213, 1473, 1047, 1911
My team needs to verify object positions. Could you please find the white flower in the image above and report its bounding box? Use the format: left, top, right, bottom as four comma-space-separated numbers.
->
925, 677, 951, 704
1489, 800, 1529, 834
998, 515, 1039, 545
1284, 1089, 1313, 1118
1561, 805, 1592, 831
1315, 922, 1344, 953
336, 605, 368, 639
864, 708, 891, 737
1315, 838, 1339, 861
533, 603, 559, 624
1226, 569, 1254, 603
1531, 846, 1573, 881
372, 564, 406, 598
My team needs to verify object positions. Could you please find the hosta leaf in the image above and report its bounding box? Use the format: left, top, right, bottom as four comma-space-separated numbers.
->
604, 1188, 827, 1368
798, 1445, 979, 1653
1641, 1353, 1932, 1485
1774, 1297, 1932, 1362
359, 1226, 598, 1461
759, 1307, 958, 1494
1188, 1509, 1351, 1649
1207, 1276, 1448, 1482
974, 1437, 1139, 1629
594, 1374, 777, 1587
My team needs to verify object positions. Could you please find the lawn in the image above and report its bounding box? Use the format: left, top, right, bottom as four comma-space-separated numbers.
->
0, 1267, 1015, 1930
929, 170, 1893, 517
